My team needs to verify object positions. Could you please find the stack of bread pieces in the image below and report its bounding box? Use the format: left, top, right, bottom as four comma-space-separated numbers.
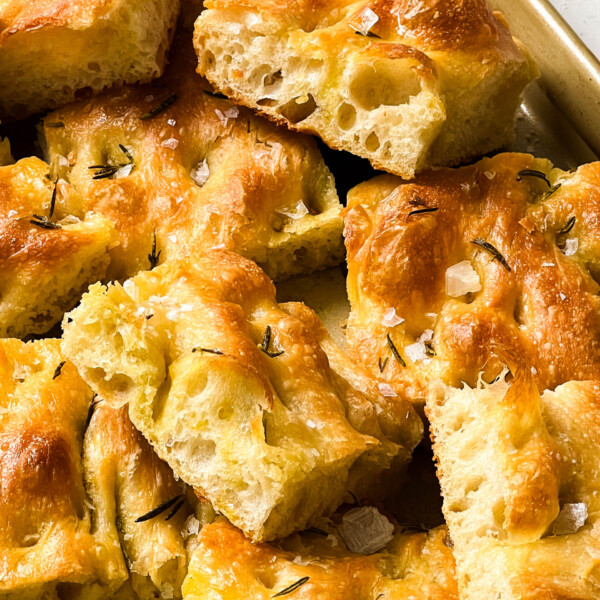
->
1, 0, 598, 599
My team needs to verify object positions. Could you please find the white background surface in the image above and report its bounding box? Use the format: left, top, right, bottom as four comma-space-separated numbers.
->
551, 0, 600, 58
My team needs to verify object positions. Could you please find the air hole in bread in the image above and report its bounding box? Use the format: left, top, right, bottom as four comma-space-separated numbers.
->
56, 582, 85, 599
278, 94, 317, 124
492, 499, 506, 528
464, 476, 484, 495
513, 296, 525, 327
448, 499, 468, 513
263, 70, 283, 92
217, 405, 234, 420
205, 51, 215, 66
337, 102, 357, 130
257, 98, 278, 107
365, 132, 380, 152
349, 61, 422, 111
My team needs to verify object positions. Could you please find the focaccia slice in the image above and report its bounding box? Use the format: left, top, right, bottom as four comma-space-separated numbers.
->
428, 368, 600, 599
0, 338, 195, 599
194, 0, 536, 179
41, 34, 343, 282
344, 153, 600, 403
84, 403, 194, 600
0, 0, 180, 119
62, 250, 422, 542
0, 156, 115, 338
183, 517, 457, 599
0, 339, 127, 598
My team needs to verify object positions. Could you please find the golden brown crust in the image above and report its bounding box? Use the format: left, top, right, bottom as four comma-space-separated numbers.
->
41, 34, 343, 282
183, 517, 458, 599
0, 0, 180, 118
62, 250, 422, 541
0, 339, 127, 596
344, 153, 600, 403
427, 373, 600, 599
194, 0, 535, 177
0, 157, 115, 338
84, 404, 192, 599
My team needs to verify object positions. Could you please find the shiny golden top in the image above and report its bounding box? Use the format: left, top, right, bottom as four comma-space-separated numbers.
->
428, 368, 600, 599
344, 153, 600, 402
62, 250, 422, 541
0, 338, 126, 595
184, 517, 457, 599
41, 35, 342, 282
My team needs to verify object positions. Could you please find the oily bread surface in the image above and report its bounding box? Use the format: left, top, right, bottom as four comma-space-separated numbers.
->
194, 0, 536, 178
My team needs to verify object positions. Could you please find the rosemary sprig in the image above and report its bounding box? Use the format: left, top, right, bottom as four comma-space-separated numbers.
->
49, 179, 58, 219
30, 215, 61, 229
408, 196, 426, 207
378, 356, 389, 372
258, 325, 284, 358
304, 527, 328, 537
544, 183, 562, 199
85, 396, 103, 431
352, 28, 381, 38
148, 230, 161, 270
517, 169, 551, 188
141, 93, 177, 120
165, 498, 185, 521
386, 333, 406, 367
558, 216, 576, 235
349, 491, 360, 506
203, 89, 228, 100
135, 494, 183, 523
88, 145, 134, 180
192, 347, 223, 355
46, 121, 64, 128
272, 577, 310, 597
424, 341, 436, 357
52, 361, 66, 380
471, 238, 511, 272
407, 207, 438, 218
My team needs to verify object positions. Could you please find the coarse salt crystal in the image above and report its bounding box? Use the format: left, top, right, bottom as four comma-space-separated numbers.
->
355, 7, 379, 34
58, 155, 70, 167
563, 238, 578, 256
7, 209, 17, 218
161, 138, 179, 149
378, 383, 397, 397
484, 171, 496, 180
542, 262, 555, 267
191, 159, 210, 187
445, 261, 481, 297
182, 516, 201, 538
553, 502, 587, 535
168, 119, 177, 126
114, 163, 134, 179
404, 329, 434, 364
559, 292, 566, 301
277, 200, 309, 220
341, 506, 394, 554
382, 307, 404, 328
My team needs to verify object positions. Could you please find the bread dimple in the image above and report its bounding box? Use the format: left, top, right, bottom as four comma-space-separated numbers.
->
194, 0, 536, 178
0, 0, 181, 119
41, 34, 343, 283
61, 250, 422, 542
344, 153, 600, 403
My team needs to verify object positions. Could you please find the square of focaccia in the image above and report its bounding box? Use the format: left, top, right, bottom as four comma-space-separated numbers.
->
40, 34, 343, 283
193, 0, 536, 179
183, 517, 457, 599
428, 367, 600, 599
0, 0, 180, 119
0, 156, 116, 339
61, 250, 423, 542
0, 339, 127, 598
343, 153, 600, 404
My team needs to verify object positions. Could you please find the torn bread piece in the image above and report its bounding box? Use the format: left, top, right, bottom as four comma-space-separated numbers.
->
0, 339, 127, 599
428, 366, 600, 599
194, 0, 536, 179
0, 156, 115, 338
62, 250, 422, 542
0, 338, 196, 599
84, 403, 194, 600
41, 34, 343, 282
343, 153, 600, 404
0, 0, 180, 119
183, 517, 457, 599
